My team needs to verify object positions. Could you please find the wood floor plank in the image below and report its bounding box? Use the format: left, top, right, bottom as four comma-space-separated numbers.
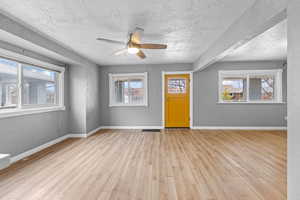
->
0, 129, 287, 200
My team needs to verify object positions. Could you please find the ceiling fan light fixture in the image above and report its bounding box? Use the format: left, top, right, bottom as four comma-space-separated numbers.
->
97, 28, 167, 59
128, 47, 139, 54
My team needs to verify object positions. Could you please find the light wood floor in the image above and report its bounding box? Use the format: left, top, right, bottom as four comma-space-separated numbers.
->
0, 129, 286, 200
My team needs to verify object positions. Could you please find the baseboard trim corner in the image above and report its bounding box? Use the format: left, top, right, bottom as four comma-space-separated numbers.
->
86, 126, 103, 137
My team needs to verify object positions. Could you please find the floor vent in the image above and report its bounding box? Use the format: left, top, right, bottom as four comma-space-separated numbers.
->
142, 129, 161, 132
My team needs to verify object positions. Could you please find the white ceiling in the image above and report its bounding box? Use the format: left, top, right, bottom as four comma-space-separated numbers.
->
0, 0, 256, 65
223, 20, 287, 61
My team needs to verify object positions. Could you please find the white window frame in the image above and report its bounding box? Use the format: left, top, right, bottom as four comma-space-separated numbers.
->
0, 51, 65, 119
218, 69, 283, 104
109, 72, 148, 107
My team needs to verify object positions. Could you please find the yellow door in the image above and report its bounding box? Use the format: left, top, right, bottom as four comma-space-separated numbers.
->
165, 74, 190, 128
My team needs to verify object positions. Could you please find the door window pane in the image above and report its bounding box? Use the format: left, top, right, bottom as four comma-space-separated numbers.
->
168, 78, 186, 94
0, 58, 18, 108
249, 75, 274, 101
22, 65, 58, 105
221, 77, 247, 101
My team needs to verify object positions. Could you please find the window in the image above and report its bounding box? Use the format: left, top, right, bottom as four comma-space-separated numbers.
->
109, 73, 148, 106
0, 59, 18, 108
168, 78, 186, 94
219, 70, 283, 103
221, 76, 247, 101
22, 65, 58, 105
0, 56, 64, 116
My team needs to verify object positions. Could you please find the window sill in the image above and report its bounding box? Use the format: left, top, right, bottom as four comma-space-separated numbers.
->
217, 101, 285, 105
0, 106, 66, 119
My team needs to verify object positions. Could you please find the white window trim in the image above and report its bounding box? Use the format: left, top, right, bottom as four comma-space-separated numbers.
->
109, 72, 148, 107
0, 50, 65, 119
0, 106, 65, 119
218, 69, 283, 104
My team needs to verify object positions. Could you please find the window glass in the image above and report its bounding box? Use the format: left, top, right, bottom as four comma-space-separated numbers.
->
114, 78, 129, 104
221, 77, 247, 102
168, 78, 186, 94
129, 78, 144, 104
22, 65, 58, 105
249, 75, 274, 101
0, 58, 18, 108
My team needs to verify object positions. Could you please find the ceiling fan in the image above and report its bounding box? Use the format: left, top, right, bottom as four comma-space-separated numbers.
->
96, 28, 167, 59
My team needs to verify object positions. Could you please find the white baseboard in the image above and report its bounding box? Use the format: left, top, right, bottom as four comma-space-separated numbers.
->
191, 126, 287, 130
68, 133, 87, 138
9, 126, 104, 165
101, 126, 163, 129
10, 134, 70, 163
86, 126, 103, 137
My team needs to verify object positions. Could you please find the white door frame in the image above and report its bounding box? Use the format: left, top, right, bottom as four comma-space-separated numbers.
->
161, 71, 193, 128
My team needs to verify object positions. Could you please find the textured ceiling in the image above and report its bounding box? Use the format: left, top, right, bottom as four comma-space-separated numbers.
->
223, 20, 287, 61
0, 0, 256, 65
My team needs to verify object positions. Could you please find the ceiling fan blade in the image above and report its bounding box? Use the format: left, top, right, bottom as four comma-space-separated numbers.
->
138, 44, 167, 49
97, 37, 126, 45
136, 50, 146, 59
113, 49, 128, 56
130, 27, 144, 44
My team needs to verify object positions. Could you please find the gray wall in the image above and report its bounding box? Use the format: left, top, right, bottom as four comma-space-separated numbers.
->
193, 61, 287, 127
68, 64, 86, 134
99, 61, 287, 128
68, 63, 102, 134
0, 56, 102, 156
99, 63, 193, 126
0, 36, 103, 156
0, 66, 69, 156
86, 64, 102, 133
